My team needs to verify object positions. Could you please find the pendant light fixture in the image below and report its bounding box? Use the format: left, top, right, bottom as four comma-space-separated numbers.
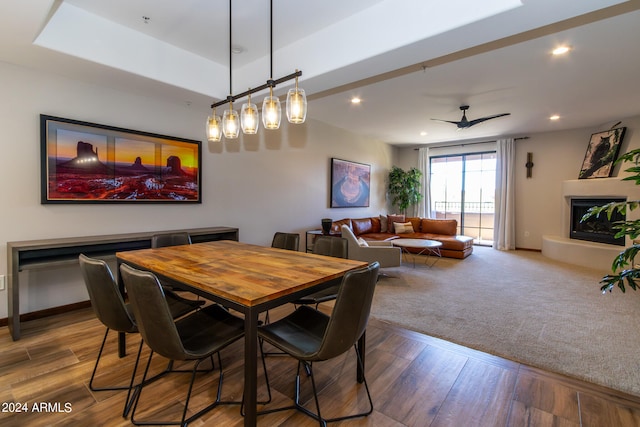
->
241, 91, 259, 134
286, 70, 307, 124
206, 0, 306, 141
221, 0, 238, 139
206, 107, 222, 142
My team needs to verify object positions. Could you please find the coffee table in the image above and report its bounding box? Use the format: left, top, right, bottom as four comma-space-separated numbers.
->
392, 238, 443, 267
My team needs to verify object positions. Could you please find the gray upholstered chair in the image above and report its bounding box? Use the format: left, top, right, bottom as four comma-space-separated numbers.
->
120, 263, 252, 427
271, 232, 300, 251
257, 261, 380, 426
78, 254, 201, 418
293, 236, 348, 308
341, 224, 401, 268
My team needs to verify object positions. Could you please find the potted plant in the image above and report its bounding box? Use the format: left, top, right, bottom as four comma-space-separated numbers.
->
388, 166, 423, 215
582, 148, 640, 293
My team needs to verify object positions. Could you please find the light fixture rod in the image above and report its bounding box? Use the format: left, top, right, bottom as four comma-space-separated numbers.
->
228, 0, 232, 95
210, 70, 302, 109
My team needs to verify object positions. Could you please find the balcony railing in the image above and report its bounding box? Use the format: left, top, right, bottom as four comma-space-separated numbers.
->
433, 201, 495, 213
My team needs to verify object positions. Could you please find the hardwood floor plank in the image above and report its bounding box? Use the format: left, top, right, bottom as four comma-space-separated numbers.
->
430, 358, 518, 427
511, 372, 580, 423
579, 391, 640, 427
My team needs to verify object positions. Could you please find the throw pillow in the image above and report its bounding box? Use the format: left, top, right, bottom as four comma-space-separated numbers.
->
379, 214, 388, 232
357, 237, 369, 247
394, 222, 414, 234
387, 214, 405, 233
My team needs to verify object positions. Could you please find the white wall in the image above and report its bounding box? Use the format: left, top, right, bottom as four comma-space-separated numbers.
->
395, 117, 640, 250
0, 61, 393, 318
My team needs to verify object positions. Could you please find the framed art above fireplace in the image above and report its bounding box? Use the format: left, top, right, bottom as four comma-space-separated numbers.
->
578, 126, 626, 179
40, 115, 202, 204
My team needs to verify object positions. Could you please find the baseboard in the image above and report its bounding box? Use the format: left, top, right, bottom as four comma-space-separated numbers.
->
0, 300, 91, 327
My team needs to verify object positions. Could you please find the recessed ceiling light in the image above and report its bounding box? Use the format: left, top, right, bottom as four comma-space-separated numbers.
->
550, 115, 560, 121
420, 131, 427, 136
231, 45, 243, 54
552, 46, 570, 55
351, 97, 361, 104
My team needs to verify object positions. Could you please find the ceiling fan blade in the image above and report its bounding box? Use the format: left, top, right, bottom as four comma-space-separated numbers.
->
467, 113, 510, 127
430, 118, 461, 125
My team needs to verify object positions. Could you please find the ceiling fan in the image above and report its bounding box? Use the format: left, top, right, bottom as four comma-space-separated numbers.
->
431, 105, 510, 129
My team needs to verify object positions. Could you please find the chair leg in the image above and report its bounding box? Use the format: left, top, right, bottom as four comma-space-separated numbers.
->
259, 346, 374, 426
130, 351, 233, 426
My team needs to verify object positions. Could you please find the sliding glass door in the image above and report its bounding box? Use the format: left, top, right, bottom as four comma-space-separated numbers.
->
430, 152, 496, 245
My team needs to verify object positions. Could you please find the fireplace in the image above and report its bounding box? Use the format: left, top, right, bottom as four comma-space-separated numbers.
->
570, 198, 625, 246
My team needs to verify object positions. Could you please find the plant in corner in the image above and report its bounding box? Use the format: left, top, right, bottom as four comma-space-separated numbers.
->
582, 148, 640, 293
388, 166, 423, 215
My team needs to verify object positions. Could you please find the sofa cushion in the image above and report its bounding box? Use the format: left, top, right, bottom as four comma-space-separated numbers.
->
406, 217, 421, 233
331, 218, 351, 234
421, 218, 457, 235
379, 214, 388, 232
387, 214, 405, 233
352, 217, 378, 235
394, 222, 414, 234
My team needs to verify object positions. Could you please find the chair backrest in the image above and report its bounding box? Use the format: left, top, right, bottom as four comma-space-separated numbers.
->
316, 261, 380, 361
79, 254, 136, 333
313, 236, 348, 259
151, 232, 192, 248
119, 263, 187, 361
340, 225, 361, 253
271, 232, 300, 251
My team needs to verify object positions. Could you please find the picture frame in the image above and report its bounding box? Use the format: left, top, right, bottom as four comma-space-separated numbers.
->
40, 115, 202, 203
578, 126, 626, 179
330, 158, 370, 208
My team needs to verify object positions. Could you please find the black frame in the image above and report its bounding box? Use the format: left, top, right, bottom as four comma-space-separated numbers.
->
40, 115, 202, 204
330, 158, 371, 208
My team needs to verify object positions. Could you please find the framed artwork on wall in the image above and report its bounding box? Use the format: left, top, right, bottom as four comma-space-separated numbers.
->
40, 115, 202, 203
330, 158, 370, 208
579, 126, 626, 179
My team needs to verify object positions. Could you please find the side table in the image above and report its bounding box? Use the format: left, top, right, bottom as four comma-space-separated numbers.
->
392, 239, 443, 268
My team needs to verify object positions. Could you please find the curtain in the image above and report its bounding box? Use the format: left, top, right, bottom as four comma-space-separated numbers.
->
493, 138, 515, 250
418, 147, 432, 218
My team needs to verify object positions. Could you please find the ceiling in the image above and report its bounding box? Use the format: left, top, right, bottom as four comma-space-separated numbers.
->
1, 0, 639, 146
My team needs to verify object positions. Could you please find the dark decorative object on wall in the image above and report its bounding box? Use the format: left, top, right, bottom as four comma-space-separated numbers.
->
330, 158, 370, 208
40, 115, 202, 204
578, 126, 626, 179
526, 152, 534, 178
321, 218, 332, 234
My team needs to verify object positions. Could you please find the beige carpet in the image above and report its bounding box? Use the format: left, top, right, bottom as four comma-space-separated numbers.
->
371, 245, 640, 396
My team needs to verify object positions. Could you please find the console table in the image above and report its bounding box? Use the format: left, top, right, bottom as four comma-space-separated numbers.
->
7, 226, 238, 341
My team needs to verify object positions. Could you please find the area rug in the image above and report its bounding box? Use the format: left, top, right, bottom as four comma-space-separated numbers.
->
370, 246, 640, 396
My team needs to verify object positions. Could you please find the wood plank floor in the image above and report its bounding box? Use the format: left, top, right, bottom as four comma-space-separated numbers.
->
2, 305, 640, 427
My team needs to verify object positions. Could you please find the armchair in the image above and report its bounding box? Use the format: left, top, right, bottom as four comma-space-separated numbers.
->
341, 225, 401, 268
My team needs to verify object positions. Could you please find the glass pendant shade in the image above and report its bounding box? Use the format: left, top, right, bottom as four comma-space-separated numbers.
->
206, 110, 222, 142
286, 87, 307, 124
222, 104, 239, 139
262, 87, 281, 129
241, 94, 259, 134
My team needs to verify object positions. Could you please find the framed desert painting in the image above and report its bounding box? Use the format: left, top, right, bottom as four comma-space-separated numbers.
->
579, 126, 626, 179
40, 115, 202, 203
330, 158, 370, 208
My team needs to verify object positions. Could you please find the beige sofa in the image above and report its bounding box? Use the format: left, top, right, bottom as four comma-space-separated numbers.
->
331, 215, 473, 259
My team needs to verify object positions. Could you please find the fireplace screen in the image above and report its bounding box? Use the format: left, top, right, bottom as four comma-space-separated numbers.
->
570, 198, 625, 246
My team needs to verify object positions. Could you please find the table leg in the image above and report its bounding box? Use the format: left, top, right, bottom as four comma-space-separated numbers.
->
116, 259, 127, 358
357, 330, 366, 383
244, 309, 259, 426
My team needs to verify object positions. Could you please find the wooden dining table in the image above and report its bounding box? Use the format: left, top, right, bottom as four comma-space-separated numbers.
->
116, 240, 368, 427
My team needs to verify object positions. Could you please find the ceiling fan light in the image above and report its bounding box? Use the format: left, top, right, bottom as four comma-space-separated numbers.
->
222, 103, 239, 139
262, 89, 281, 130
241, 92, 259, 134
206, 109, 222, 142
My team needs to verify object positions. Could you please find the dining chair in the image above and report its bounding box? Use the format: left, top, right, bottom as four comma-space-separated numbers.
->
293, 236, 348, 308
151, 231, 192, 248
78, 254, 202, 418
271, 232, 300, 251
257, 261, 380, 426
120, 263, 255, 427
151, 231, 205, 304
